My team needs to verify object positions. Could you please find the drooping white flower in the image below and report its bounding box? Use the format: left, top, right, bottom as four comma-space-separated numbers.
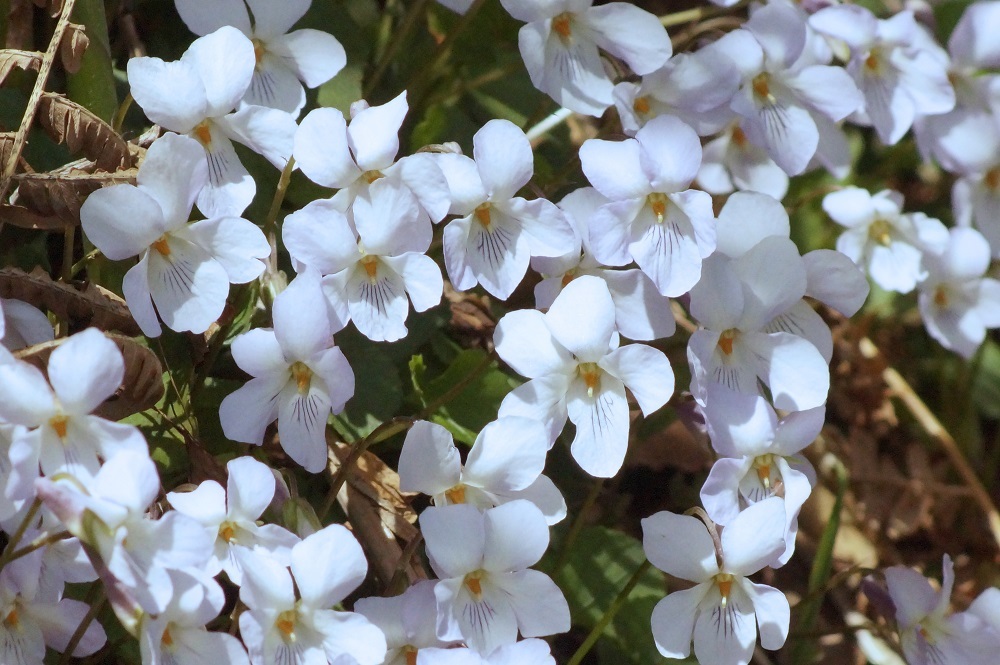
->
174, 0, 346, 115
709, 2, 863, 175
912, 2, 1000, 172
822, 186, 949, 294
531, 187, 676, 342
700, 386, 820, 565
687, 223, 830, 412
438, 119, 576, 300
166, 456, 300, 585
809, 5, 955, 145
354, 580, 459, 665
697, 121, 789, 201
498, 0, 672, 116
138, 568, 250, 665
127, 26, 297, 216
238, 524, 387, 665
80, 133, 270, 337
35, 449, 214, 615
398, 419, 566, 524
0, 546, 106, 664
886, 554, 1000, 664
283, 180, 443, 342
580, 114, 716, 297
294, 92, 450, 226
0, 328, 147, 484
612, 49, 741, 137
421, 501, 570, 655
643, 498, 789, 665
713, 191, 870, 362
495, 275, 674, 477
948, 116, 1000, 253
917, 227, 1000, 358
219, 270, 355, 473
0, 298, 53, 351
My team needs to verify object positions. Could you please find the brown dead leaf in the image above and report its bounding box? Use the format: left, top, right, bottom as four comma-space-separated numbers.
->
0, 203, 75, 230
0, 49, 43, 85
59, 24, 88, 74
36, 92, 131, 172
15, 332, 164, 419
10, 162, 137, 226
0, 266, 141, 335
0, 133, 14, 168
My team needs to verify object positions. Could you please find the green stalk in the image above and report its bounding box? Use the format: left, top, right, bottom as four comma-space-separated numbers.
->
791, 456, 848, 664
65, 0, 118, 122
566, 560, 653, 665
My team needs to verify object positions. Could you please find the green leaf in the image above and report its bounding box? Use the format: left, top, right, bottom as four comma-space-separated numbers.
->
317, 63, 364, 114
973, 340, 1000, 419
420, 348, 518, 445
337, 340, 404, 440
548, 526, 669, 665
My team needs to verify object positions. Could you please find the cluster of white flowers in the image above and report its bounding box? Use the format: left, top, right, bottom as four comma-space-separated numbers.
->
2, 0, 999, 664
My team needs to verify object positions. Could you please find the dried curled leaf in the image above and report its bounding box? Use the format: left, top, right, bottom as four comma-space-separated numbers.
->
0, 203, 73, 230
59, 24, 88, 74
15, 333, 164, 419
9, 159, 137, 227
0, 132, 14, 169
0, 49, 42, 85
0, 267, 141, 336
36, 92, 131, 172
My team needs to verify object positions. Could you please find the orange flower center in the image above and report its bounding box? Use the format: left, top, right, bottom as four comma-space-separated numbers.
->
49, 414, 69, 439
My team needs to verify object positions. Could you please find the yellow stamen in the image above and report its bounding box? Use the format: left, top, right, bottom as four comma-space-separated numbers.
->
865, 49, 881, 72
754, 454, 775, 490
4, 608, 18, 628
290, 362, 312, 395
716, 573, 734, 608
579, 362, 600, 398
405, 647, 418, 665
252, 39, 266, 65
933, 286, 949, 308
474, 203, 492, 230
49, 414, 69, 439
161, 626, 174, 646
647, 193, 667, 224
732, 125, 748, 148
219, 523, 236, 543
718, 329, 737, 356
552, 13, 572, 41
751, 73, 772, 102
276, 610, 297, 640
445, 485, 466, 504
985, 167, 1000, 191
361, 255, 379, 280
151, 236, 171, 256
193, 121, 212, 146
464, 572, 484, 599
362, 170, 383, 184
633, 96, 651, 115
868, 219, 893, 247
561, 270, 576, 287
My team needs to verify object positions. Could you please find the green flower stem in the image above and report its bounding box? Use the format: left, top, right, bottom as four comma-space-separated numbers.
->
0, 497, 41, 572
261, 155, 297, 306
566, 559, 653, 665
58, 586, 106, 665
552, 477, 604, 576
364, 0, 430, 97
660, 0, 750, 28
791, 453, 848, 664
322, 416, 417, 520
408, 0, 487, 111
